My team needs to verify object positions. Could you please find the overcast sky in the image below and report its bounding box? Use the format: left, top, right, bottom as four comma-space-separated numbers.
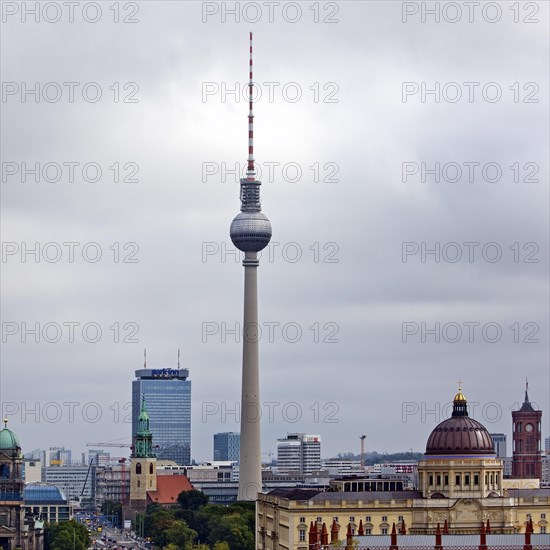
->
1, 1, 548, 463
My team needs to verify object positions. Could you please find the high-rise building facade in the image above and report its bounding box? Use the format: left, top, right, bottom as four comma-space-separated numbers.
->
132, 367, 191, 465
277, 433, 321, 475
214, 432, 240, 462
490, 433, 507, 458
512, 383, 542, 479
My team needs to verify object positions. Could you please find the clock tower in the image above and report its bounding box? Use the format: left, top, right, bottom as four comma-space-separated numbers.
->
511, 381, 542, 479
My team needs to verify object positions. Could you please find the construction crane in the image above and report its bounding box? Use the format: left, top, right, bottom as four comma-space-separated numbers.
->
86, 442, 132, 448
81, 457, 94, 498
360, 435, 367, 470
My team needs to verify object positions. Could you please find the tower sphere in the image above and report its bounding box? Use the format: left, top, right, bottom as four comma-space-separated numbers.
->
230, 211, 272, 252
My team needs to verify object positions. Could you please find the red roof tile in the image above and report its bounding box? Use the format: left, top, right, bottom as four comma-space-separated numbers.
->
147, 475, 193, 504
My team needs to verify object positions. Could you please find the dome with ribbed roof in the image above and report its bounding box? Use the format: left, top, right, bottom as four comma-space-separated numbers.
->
0, 419, 20, 450
425, 388, 495, 456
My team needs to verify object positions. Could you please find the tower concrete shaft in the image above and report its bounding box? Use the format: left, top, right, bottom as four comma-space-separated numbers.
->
238, 251, 262, 500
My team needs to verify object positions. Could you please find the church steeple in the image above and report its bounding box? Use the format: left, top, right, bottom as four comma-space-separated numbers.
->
133, 396, 154, 458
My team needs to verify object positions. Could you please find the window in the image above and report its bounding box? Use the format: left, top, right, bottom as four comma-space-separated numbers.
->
365, 529, 371, 535
365, 516, 371, 522
137, 480, 140, 488
299, 529, 306, 542
381, 528, 388, 535
149, 463, 154, 474
465, 474, 470, 485
317, 517, 322, 523
444, 475, 449, 485
136, 462, 142, 474
541, 514, 546, 519
398, 516, 404, 522
429, 475, 434, 485
455, 475, 461, 486
541, 527, 546, 534
436, 475, 441, 485
474, 474, 479, 485
299, 517, 306, 524
349, 517, 355, 522
382, 516, 388, 522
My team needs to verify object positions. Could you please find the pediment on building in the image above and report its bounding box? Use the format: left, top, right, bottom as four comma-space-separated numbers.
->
450, 498, 483, 523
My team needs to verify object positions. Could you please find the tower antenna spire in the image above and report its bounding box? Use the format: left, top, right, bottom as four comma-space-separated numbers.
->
178, 348, 181, 368
247, 31, 255, 181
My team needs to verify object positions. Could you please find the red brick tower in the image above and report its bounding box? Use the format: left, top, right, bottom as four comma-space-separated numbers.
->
512, 381, 542, 479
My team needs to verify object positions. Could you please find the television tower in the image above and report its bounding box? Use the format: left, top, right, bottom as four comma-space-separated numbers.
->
230, 32, 272, 501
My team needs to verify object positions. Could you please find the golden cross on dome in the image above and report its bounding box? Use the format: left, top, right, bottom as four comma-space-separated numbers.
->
457, 379, 463, 391
3, 418, 7, 428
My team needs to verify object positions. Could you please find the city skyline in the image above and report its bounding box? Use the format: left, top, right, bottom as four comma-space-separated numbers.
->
1, 2, 548, 463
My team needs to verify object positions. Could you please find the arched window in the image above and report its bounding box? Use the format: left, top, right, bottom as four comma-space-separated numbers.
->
0, 465, 9, 478
136, 462, 142, 474
149, 463, 153, 474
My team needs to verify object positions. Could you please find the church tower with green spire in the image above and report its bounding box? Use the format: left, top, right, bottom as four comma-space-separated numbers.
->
129, 396, 157, 510
133, 396, 154, 458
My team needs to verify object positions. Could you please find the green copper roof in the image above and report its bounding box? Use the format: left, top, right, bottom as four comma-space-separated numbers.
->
138, 396, 150, 423
0, 425, 20, 449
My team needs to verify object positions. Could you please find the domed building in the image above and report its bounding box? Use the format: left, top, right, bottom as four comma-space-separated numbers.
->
0, 420, 43, 550
256, 385, 550, 550
418, 387, 504, 501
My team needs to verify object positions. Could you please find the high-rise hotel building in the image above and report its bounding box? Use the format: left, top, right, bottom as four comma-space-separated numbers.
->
132, 367, 191, 465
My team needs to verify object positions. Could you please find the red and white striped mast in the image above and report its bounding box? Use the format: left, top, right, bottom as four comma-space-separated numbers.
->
247, 32, 256, 181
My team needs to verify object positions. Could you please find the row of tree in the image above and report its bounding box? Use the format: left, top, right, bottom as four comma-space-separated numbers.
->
136, 490, 255, 550
44, 519, 91, 550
